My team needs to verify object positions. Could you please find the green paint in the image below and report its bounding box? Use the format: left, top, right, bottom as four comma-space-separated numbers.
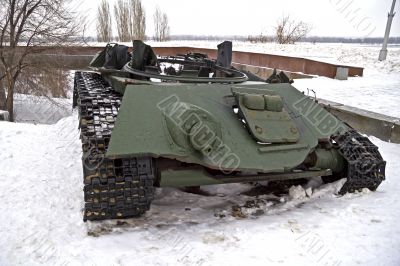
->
106, 82, 349, 174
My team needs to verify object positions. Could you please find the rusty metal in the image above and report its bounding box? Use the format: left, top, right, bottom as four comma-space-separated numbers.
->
8, 45, 363, 78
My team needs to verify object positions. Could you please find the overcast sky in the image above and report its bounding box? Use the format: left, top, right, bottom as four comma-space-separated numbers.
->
77, 0, 400, 38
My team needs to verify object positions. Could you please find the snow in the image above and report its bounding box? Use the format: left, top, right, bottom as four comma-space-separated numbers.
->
12, 69, 74, 124
0, 115, 399, 265
1, 42, 400, 265
288, 185, 307, 200
13, 94, 72, 124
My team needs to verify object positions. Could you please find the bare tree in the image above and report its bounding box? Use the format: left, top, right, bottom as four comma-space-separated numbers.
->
130, 0, 146, 40
275, 15, 311, 44
15, 65, 69, 98
160, 13, 170, 42
0, 80, 6, 110
153, 7, 170, 42
114, 0, 131, 42
0, 0, 79, 121
114, 0, 146, 42
247, 32, 273, 43
154, 7, 161, 42
97, 0, 113, 42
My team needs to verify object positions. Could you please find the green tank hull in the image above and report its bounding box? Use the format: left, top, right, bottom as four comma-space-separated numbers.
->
73, 41, 385, 221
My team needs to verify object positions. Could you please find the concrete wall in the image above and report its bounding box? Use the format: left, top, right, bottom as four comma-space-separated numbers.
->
319, 99, 400, 143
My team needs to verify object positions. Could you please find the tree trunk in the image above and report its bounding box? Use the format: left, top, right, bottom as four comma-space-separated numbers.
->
6, 72, 15, 122
0, 81, 6, 110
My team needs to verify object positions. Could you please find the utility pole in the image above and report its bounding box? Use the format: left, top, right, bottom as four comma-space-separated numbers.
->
379, 0, 397, 61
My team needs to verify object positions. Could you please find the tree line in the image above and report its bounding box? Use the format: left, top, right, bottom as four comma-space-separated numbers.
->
97, 0, 170, 42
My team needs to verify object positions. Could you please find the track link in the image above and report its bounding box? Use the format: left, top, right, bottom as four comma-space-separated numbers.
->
334, 129, 386, 194
74, 71, 154, 221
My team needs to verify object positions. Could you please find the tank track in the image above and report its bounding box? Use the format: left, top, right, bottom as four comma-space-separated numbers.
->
74, 71, 154, 221
334, 129, 386, 194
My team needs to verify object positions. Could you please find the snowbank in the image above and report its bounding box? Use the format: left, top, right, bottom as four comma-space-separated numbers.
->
13, 94, 72, 124
0, 114, 399, 266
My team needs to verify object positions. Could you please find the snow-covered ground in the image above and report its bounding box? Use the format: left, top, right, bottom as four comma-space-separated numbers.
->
0, 113, 399, 266
13, 94, 72, 124
1, 42, 400, 265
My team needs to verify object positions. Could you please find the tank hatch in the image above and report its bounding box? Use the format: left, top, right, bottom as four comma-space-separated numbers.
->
232, 87, 300, 143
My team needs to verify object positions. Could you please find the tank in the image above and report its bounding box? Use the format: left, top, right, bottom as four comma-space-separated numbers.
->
73, 41, 386, 221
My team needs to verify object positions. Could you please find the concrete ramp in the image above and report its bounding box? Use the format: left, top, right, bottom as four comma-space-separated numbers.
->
319, 99, 400, 143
